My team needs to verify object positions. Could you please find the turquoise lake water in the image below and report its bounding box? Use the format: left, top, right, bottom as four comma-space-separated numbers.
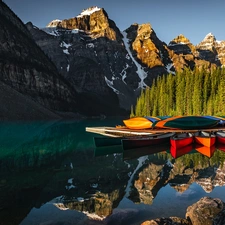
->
0, 118, 225, 225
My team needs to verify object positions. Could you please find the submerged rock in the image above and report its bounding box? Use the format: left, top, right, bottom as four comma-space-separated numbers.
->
186, 197, 225, 225
141, 217, 191, 225
141, 197, 225, 225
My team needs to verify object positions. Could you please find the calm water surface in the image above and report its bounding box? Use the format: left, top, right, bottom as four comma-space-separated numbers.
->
1, 118, 225, 225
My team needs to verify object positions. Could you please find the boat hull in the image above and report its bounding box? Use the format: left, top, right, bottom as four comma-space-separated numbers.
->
194, 131, 216, 147
153, 116, 219, 129
122, 133, 173, 150
170, 133, 193, 149
94, 136, 122, 147
170, 144, 194, 159
123, 116, 159, 130
195, 144, 216, 158
216, 143, 225, 152
123, 143, 169, 160
216, 131, 225, 144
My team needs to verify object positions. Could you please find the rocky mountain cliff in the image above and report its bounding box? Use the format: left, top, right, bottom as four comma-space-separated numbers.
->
26, 6, 225, 114
1, 3, 225, 118
26, 7, 139, 111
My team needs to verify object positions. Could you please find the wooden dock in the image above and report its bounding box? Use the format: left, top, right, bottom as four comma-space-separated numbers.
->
86, 126, 225, 137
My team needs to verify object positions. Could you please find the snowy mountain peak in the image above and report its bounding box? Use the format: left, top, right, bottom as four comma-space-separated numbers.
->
47, 7, 102, 27
52, 19, 62, 23
205, 32, 215, 38
202, 32, 216, 42
46, 19, 62, 27
169, 34, 191, 45
196, 32, 216, 50
77, 6, 101, 18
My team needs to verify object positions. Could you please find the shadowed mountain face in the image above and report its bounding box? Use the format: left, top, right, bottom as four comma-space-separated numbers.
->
0, 1, 79, 116
0, 2, 127, 118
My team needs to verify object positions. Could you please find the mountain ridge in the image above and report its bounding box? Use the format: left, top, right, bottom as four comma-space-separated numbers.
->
47, 7, 225, 47
33, 6, 225, 113
1, 3, 225, 119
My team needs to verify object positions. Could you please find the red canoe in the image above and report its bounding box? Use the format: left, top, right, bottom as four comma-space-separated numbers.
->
170, 144, 194, 159
216, 131, 225, 144
170, 132, 194, 149
216, 143, 225, 152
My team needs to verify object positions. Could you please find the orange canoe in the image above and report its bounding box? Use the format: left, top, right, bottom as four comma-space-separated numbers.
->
123, 116, 160, 130
195, 144, 216, 158
194, 131, 216, 147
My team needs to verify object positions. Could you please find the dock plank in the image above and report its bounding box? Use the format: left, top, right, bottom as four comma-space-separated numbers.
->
86, 126, 225, 137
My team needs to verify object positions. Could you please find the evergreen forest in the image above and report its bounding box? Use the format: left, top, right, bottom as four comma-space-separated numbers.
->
131, 67, 225, 117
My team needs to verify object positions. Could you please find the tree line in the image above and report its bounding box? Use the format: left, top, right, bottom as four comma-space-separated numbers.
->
131, 67, 225, 117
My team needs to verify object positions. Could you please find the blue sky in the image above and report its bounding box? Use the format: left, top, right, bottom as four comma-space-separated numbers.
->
3, 0, 225, 45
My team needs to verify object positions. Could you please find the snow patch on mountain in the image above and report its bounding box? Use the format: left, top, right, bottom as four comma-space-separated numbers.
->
121, 31, 148, 89
61, 42, 71, 49
72, 29, 79, 34
60, 41, 72, 55
125, 53, 130, 60
166, 63, 175, 74
120, 63, 129, 83
77, 6, 101, 18
51, 19, 62, 23
104, 77, 120, 94
204, 32, 215, 39
86, 43, 94, 48
67, 64, 70, 72
65, 178, 76, 190
42, 27, 81, 36
168, 42, 187, 46
42, 27, 60, 36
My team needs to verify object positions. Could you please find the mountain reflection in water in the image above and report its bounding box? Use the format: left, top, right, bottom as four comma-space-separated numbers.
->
1, 119, 225, 225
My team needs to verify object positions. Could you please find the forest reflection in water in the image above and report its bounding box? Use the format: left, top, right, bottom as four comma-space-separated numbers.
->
0, 119, 225, 225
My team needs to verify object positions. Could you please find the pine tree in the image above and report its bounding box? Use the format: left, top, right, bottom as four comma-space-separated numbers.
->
192, 68, 203, 115
175, 71, 186, 115
216, 69, 225, 115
